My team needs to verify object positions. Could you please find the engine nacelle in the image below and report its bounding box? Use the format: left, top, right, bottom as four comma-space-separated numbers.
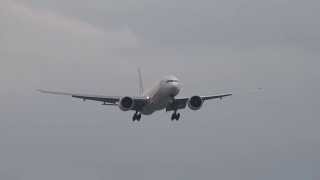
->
188, 96, 203, 110
119, 96, 134, 111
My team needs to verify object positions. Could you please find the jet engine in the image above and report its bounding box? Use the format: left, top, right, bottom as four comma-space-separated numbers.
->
188, 96, 203, 110
119, 96, 134, 111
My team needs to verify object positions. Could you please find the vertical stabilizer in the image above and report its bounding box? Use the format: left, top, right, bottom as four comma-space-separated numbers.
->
138, 68, 144, 96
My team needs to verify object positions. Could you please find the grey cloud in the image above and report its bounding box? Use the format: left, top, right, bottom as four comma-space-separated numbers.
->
17, 0, 320, 50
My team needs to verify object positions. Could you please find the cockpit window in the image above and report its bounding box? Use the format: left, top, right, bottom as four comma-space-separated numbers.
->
166, 80, 178, 83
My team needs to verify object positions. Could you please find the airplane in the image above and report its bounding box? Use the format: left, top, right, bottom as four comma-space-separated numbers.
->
38, 69, 232, 121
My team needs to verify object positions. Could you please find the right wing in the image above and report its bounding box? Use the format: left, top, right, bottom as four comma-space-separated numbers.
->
38, 89, 120, 104
38, 89, 148, 111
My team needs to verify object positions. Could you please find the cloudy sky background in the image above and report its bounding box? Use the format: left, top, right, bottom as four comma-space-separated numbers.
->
0, 0, 319, 179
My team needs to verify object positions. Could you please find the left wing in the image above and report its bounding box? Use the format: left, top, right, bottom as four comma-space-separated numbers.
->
166, 93, 232, 111
202, 94, 233, 100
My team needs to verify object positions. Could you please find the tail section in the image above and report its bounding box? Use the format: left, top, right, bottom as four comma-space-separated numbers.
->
138, 68, 144, 96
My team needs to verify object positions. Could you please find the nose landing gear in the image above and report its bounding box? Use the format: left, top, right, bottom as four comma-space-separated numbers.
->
132, 112, 142, 122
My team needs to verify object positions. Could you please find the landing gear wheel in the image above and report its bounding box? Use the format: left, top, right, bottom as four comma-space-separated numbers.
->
171, 112, 181, 121
133, 112, 141, 122
137, 114, 142, 121
176, 113, 180, 121
171, 114, 175, 121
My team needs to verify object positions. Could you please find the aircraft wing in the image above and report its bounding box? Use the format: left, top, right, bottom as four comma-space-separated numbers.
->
166, 93, 232, 111
38, 89, 148, 109
38, 89, 121, 104
202, 94, 233, 100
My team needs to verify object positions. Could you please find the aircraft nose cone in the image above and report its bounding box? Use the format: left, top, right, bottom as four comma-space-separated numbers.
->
170, 83, 181, 96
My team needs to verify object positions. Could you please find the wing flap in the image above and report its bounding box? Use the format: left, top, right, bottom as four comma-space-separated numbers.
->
72, 95, 120, 103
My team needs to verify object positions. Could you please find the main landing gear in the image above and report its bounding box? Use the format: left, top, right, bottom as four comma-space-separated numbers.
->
132, 111, 142, 122
171, 111, 181, 121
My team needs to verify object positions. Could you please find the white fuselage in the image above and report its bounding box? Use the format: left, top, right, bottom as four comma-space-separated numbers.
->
140, 76, 181, 115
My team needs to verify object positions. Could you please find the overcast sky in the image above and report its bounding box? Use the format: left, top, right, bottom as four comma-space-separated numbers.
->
0, 0, 320, 179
